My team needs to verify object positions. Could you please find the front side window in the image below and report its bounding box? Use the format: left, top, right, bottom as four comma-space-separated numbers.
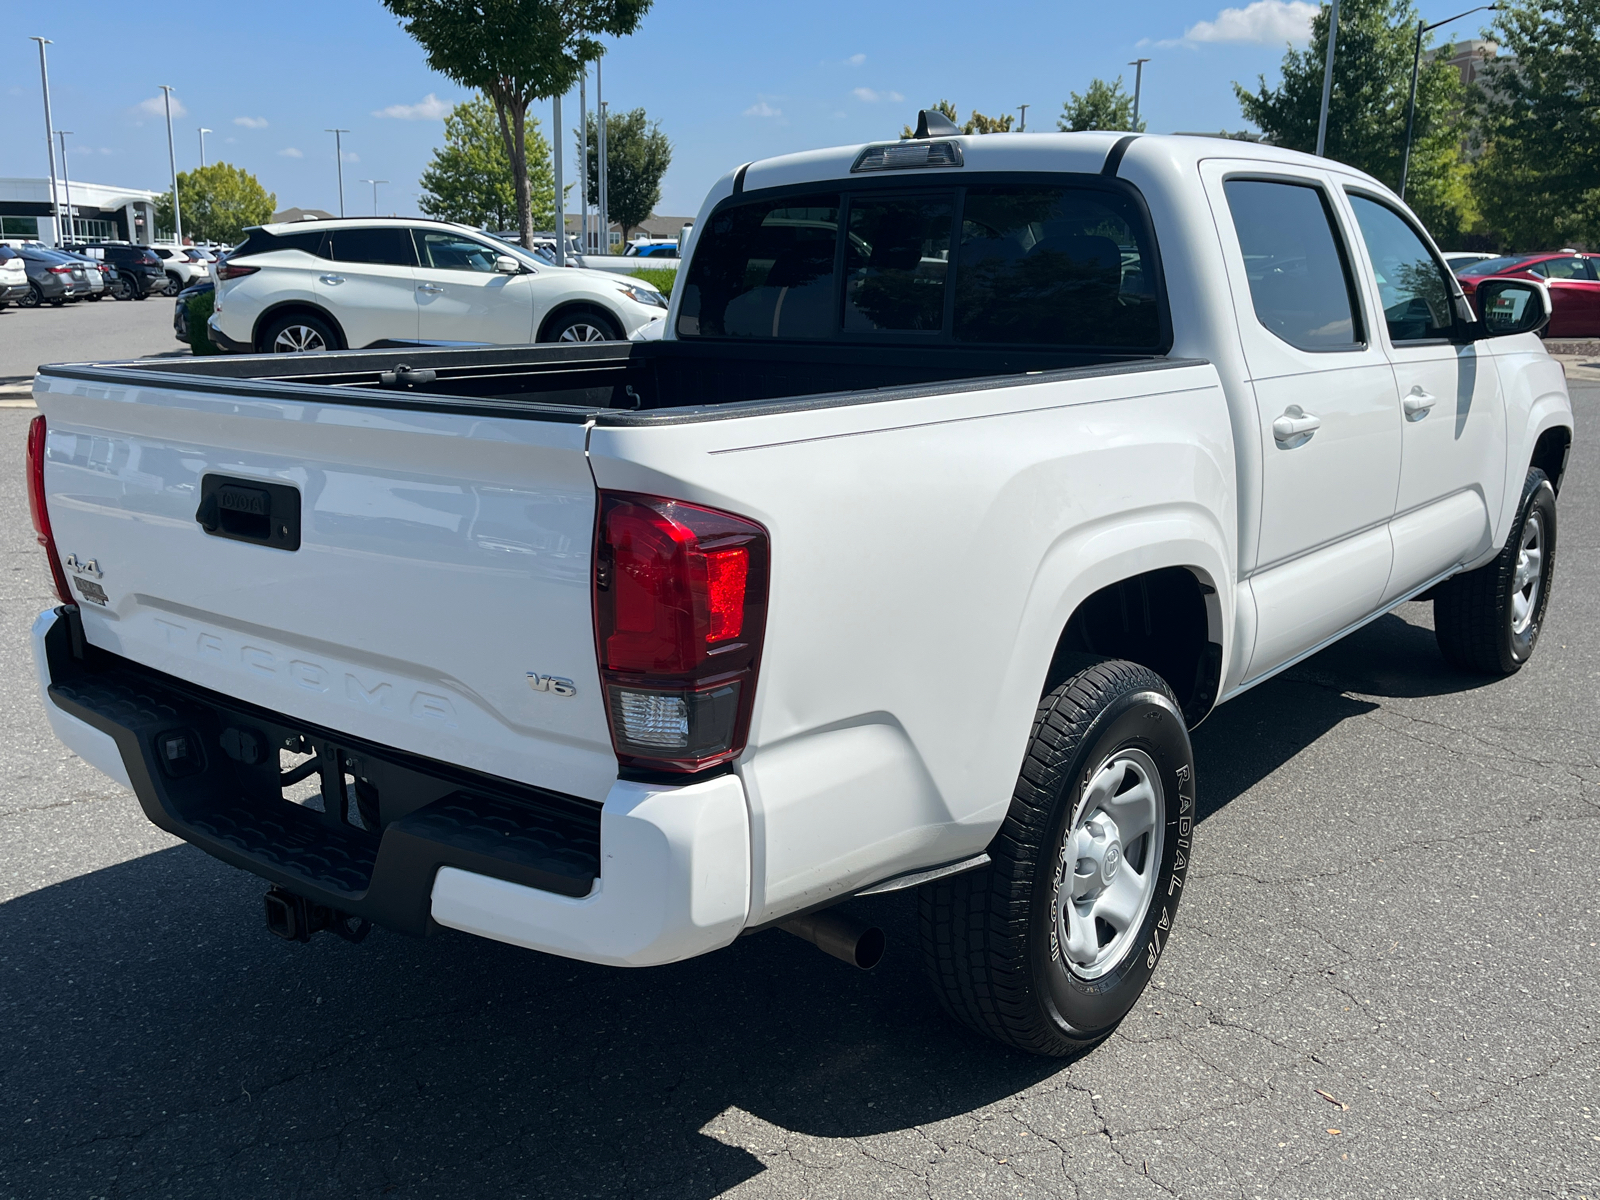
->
843, 194, 952, 333
323, 227, 417, 267
415, 230, 501, 272
1346, 194, 1456, 342
677, 195, 840, 339
955, 187, 1160, 347
1224, 179, 1361, 351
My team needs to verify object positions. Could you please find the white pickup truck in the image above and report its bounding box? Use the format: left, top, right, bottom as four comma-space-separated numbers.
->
28, 125, 1572, 1057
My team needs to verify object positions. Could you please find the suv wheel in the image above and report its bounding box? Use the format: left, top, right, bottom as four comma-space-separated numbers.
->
163, 273, 182, 297
261, 312, 340, 354
542, 309, 621, 343
920, 656, 1195, 1056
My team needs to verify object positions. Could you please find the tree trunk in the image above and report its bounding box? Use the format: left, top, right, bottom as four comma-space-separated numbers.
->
491, 94, 534, 250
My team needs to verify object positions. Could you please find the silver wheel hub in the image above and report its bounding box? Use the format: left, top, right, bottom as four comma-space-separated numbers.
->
273, 325, 327, 353
558, 322, 608, 343
1054, 748, 1164, 980
1511, 510, 1543, 635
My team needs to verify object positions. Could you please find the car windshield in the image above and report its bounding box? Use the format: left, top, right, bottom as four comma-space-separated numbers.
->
1459, 255, 1534, 276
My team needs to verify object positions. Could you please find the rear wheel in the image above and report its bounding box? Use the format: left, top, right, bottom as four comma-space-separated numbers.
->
1434, 468, 1556, 674
163, 273, 182, 297
18, 284, 41, 309
261, 312, 341, 354
920, 656, 1195, 1056
542, 309, 621, 344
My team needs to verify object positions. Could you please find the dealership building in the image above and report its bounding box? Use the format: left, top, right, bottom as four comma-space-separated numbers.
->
0, 177, 164, 245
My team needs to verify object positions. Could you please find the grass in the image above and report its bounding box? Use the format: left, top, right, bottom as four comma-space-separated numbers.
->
631, 267, 680, 297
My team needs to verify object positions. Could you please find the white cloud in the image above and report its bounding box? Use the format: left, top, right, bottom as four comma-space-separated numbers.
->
1181, 0, 1318, 44
97, 147, 115, 155
373, 92, 450, 120
137, 93, 186, 118
278, 146, 303, 158
846, 53, 866, 66
744, 100, 782, 118
853, 87, 904, 103
233, 115, 268, 129
344, 152, 360, 163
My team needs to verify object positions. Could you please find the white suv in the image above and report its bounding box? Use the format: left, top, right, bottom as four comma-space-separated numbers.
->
207, 218, 669, 354
153, 246, 211, 295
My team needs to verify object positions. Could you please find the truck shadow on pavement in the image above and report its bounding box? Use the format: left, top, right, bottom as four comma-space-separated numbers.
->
1, 612, 1493, 1199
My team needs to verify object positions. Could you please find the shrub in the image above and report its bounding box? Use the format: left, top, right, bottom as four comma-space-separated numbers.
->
186, 290, 219, 356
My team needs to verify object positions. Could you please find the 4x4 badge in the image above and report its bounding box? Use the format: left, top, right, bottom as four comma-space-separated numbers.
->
526, 673, 576, 697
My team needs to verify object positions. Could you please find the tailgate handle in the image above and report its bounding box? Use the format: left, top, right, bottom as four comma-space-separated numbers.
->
196, 474, 301, 551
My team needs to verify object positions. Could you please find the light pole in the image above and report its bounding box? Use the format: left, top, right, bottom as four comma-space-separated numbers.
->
596, 52, 609, 254
198, 127, 212, 167
359, 179, 388, 215
55, 131, 74, 242
160, 85, 183, 244
1128, 58, 1150, 130
30, 37, 61, 245
579, 66, 589, 251
1401, 5, 1496, 198
553, 93, 565, 265
325, 129, 350, 217
1017, 103, 1029, 132
1315, 0, 1341, 156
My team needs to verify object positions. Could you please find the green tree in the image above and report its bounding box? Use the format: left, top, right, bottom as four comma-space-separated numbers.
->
1059, 78, 1145, 132
156, 162, 275, 244
382, 0, 651, 249
420, 95, 554, 231
1471, 0, 1600, 248
1234, 0, 1470, 241
583, 107, 672, 244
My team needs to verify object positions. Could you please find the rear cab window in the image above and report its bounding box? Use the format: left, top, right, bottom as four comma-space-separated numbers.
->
677, 176, 1168, 352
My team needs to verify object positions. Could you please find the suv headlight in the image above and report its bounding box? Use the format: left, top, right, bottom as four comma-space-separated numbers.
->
615, 282, 667, 309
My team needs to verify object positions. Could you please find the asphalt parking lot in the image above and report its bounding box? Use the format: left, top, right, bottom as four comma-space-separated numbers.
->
1, 352, 1596, 1197
0, 297, 184, 390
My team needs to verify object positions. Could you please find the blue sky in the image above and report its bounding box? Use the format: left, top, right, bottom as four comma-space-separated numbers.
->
4, 1, 1495, 221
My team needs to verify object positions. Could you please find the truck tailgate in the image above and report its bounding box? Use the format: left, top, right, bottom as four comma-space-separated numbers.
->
34, 372, 616, 803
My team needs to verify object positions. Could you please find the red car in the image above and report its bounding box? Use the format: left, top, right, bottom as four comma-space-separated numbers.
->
1457, 251, 1600, 338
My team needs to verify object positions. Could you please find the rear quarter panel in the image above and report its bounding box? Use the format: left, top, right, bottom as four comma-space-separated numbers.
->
588, 361, 1236, 922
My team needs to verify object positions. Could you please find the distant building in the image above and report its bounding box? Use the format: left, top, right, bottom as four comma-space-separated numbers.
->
0, 177, 163, 245
1428, 39, 1500, 88
270, 207, 336, 224
562, 213, 695, 251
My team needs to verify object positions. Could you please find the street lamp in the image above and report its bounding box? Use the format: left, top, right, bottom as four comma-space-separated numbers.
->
596, 50, 609, 253
325, 129, 350, 217
55, 131, 74, 242
160, 85, 183, 244
1315, 0, 1342, 156
1128, 59, 1150, 130
359, 179, 388, 216
1017, 103, 1029, 132
1400, 5, 1497, 199
29, 37, 61, 245
198, 127, 212, 167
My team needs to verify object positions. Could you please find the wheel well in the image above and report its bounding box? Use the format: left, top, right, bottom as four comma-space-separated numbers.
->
1046, 567, 1223, 727
1531, 426, 1571, 495
537, 302, 621, 342
252, 303, 346, 352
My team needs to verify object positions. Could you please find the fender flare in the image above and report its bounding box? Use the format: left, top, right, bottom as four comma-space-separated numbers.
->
536, 300, 625, 343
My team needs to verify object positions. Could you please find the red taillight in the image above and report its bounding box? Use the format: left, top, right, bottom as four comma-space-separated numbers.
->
594, 492, 768, 773
217, 262, 258, 281
26, 416, 72, 605
48, 264, 72, 274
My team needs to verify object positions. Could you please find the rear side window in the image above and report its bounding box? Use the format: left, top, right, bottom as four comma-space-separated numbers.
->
324, 228, 416, 267
678, 196, 840, 339
1224, 179, 1362, 351
1346, 194, 1456, 342
955, 187, 1160, 347
1529, 256, 1596, 281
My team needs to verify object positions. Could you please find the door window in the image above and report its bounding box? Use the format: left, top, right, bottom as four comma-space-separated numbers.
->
675, 195, 840, 339
323, 228, 417, 267
414, 230, 501, 272
1346, 194, 1457, 342
842, 195, 953, 333
1223, 179, 1362, 351
1529, 256, 1597, 281
954, 186, 1160, 347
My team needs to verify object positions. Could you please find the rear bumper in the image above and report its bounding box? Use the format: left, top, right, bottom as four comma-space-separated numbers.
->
32, 607, 750, 966
205, 315, 251, 354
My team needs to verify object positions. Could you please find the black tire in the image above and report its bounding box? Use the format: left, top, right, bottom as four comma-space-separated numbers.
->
18, 284, 42, 309
1434, 468, 1556, 674
110, 277, 134, 301
920, 656, 1195, 1056
540, 308, 621, 344
259, 311, 341, 354
85, 292, 101, 302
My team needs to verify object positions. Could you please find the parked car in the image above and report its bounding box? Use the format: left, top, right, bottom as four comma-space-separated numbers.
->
173, 278, 214, 343
1443, 251, 1497, 273
1456, 251, 1599, 338
0, 245, 30, 307
206, 218, 668, 353
55, 249, 107, 300
623, 239, 680, 259
153, 246, 212, 295
64, 242, 168, 300
13, 245, 91, 306
27, 127, 1570, 1057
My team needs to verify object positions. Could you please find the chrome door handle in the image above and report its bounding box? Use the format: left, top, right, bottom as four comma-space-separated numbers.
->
1272, 406, 1322, 444
416, 283, 445, 294
318, 274, 345, 285
1402, 388, 1437, 418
